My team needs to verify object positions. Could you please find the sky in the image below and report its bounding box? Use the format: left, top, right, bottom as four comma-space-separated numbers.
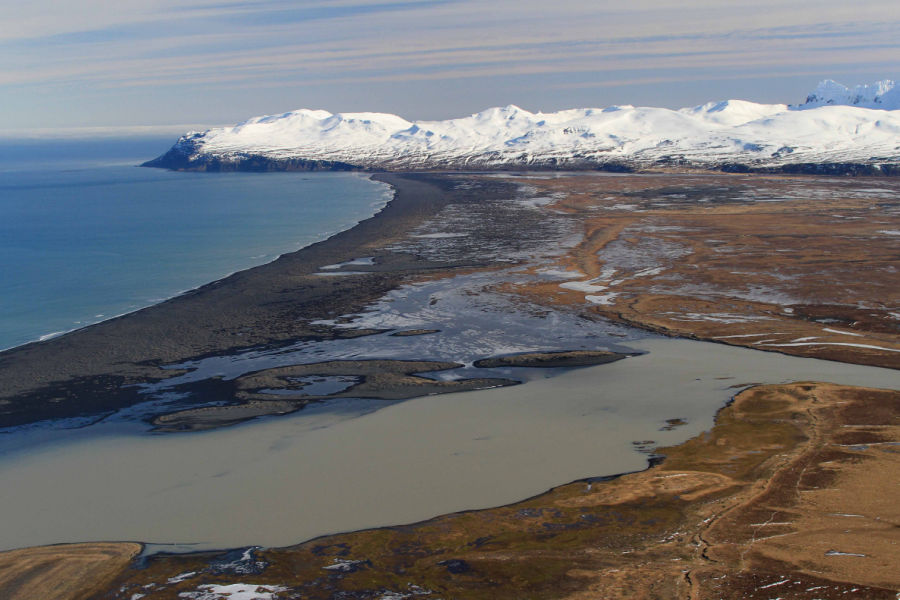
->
1, 0, 898, 134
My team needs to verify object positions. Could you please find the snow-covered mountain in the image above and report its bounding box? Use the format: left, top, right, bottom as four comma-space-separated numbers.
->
145, 80, 900, 174
799, 79, 900, 109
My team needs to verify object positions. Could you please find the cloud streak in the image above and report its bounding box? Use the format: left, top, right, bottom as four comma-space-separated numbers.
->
1, 0, 897, 129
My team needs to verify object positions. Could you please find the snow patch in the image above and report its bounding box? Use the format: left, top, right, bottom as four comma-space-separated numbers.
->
822, 327, 863, 337
585, 292, 619, 305
412, 232, 469, 239
632, 266, 665, 278
762, 342, 900, 352
178, 584, 287, 600
825, 550, 867, 557
714, 332, 787, 339
758, 578, 791, 589
323, 558, 369, 572
560, 280, 608, 293
668, 312, 775, 324
537, 268, 584, 279
320, 257, 375, 270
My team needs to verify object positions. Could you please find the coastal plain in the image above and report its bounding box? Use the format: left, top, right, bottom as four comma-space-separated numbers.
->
0, 171, 898, 599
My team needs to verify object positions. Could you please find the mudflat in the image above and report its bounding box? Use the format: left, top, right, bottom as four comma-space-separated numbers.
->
152, 359, 518, 432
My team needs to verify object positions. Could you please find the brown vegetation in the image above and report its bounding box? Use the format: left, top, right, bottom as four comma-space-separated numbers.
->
505, 173, 900, 368
0, 543, 141, 600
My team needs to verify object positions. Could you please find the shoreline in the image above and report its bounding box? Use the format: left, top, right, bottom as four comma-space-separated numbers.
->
0, 172, 392, 354
144, 150, 900, 177
0, 165, 392, 355
0, 173, 394, 354
0, 172, 488, 429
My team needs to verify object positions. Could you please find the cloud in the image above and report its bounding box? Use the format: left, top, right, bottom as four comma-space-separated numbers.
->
1, 0, 898, 127
0, 124, 214, 140
5, 17, 895, 86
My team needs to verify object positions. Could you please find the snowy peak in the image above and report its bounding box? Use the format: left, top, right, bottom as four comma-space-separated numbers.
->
145, 80, 900, 174
682, 99, 789, 126
800, 79, 900, 110
471, 104, 531, 120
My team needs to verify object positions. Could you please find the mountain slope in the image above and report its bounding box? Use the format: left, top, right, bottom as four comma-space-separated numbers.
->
145, 80, 900, 173
799, 79, 900, 109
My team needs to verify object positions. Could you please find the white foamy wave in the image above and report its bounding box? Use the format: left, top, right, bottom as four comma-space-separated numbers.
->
38, 331, 65, 341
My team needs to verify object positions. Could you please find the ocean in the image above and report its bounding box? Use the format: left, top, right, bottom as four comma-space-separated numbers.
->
0, 137, 391, 351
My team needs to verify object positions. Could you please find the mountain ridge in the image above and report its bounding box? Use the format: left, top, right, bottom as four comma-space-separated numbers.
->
144, 80, 900, 174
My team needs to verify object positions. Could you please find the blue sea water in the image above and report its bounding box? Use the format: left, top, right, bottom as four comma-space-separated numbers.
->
0, 137, 391, 351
